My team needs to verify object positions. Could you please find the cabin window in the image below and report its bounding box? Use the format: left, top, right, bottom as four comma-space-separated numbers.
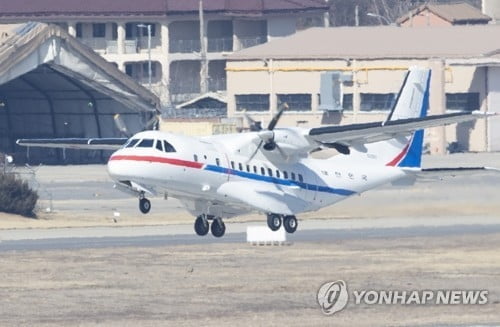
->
283, 171, 288, 179
238, 163, 243, 171
260, 167, 265, 175
137, 139, 154, 148
155, 140, 163, 151
291, 172, 296, 181
246, 164, 250, 172
194, 154, 198, 162
253, 166, 257, 173
267, 168, 273, 177
125, 139, 139, 148
204, 155, 207, 160
163, 140, 176, 152
276, 170, 280, 178
231, 161, 235, 169
298, 174, 304, 182
216, 158, 220, 166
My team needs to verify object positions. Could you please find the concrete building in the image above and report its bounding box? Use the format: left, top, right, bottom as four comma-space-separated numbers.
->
397, 2, 491, 27
226, 25, 500, 153
0, 0, 329, 106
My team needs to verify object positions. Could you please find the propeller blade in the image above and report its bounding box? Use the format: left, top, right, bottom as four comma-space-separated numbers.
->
242, 111, 263, 131
246, 139, 264, 164
267, 103, 288, 131
114, 114, 130, 137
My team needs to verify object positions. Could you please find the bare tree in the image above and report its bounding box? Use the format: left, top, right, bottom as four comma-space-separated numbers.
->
328, 0, 482, 27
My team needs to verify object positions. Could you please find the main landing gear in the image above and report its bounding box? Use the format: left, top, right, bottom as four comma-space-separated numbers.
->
194, 214, 226, 238
267, 213, 298, 234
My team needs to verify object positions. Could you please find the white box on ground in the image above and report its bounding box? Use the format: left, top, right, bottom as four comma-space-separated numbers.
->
246, 226, 286, 243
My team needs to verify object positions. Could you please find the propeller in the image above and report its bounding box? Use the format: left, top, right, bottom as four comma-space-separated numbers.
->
246, 103, 289, 162
114, 112, 159, 138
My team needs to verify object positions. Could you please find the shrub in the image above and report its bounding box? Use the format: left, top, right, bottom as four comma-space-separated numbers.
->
0, 172, 38, 217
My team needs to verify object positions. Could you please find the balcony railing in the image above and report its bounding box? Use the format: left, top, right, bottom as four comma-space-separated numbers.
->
238, 36, 267, 49
100, 40, 139, 54
207, 37, 233, 52
169, 39, 201, 53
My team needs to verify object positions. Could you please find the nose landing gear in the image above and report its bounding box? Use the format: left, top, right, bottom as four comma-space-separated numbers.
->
139, 197, 151, 214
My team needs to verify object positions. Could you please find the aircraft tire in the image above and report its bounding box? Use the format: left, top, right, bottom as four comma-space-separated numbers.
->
211, 217, 225, 238
267, 213, 282, 231
139, 198, 151, 214
283, 215, 298, 233
194, 215, 209, 236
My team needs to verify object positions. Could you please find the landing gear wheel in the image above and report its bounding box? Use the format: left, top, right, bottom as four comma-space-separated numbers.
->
211, 217, 226, 238
139, 198, 151, 214
194, 215, 209, 236
267, 213, 282, 231
283, 215, 298, 234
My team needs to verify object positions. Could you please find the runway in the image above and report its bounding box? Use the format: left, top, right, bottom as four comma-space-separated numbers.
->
2, 216, 500, 251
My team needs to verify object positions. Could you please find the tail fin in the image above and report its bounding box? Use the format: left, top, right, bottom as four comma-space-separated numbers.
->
357, 67, 431, 168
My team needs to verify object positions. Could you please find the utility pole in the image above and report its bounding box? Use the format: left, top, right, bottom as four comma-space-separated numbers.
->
199, 0, 208, 94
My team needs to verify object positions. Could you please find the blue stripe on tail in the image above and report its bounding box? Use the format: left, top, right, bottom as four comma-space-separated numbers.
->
397, 70, 431, 168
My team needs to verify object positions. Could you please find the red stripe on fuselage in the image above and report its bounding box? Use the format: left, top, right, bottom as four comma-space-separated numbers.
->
109, 155, 203, 169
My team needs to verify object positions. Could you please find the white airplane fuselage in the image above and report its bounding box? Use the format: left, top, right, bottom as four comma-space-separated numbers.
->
107, 130, 406, 219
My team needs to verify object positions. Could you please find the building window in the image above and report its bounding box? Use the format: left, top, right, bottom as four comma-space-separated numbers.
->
142, 62, 157, 78
92, 23, 106, 38
277, 94, 312, 111
342, 94, 353, 111
76, 23, 83, 38
360, 93, 396, 111
112, 23, 118, 40
446, 93, 480, 112
138, 23, 156, 37
235, 94, 269, 112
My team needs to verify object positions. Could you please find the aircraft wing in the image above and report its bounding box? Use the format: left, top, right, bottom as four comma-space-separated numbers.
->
307, 112, 486, 146
217, 181, 309, 215
16, 138, 128, 150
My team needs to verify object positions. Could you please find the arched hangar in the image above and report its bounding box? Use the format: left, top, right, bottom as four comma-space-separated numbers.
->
0, 22, 160, 164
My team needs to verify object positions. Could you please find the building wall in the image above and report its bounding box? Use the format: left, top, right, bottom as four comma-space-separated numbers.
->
400, 10, 453, 27
49, 12, 324, 107
226, 58, 490, 153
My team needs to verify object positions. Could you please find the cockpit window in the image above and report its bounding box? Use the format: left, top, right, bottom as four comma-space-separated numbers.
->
137, 139, 154, 148
155, 140, 163, 152
124, 139, 139, 148
163, 140, 176, 153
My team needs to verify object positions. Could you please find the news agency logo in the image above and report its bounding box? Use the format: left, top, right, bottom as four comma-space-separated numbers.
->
317, 280, 349, 315
317, 280, 489, 316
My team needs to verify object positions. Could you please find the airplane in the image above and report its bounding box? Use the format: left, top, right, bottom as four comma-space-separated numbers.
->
17, 67, 495, 238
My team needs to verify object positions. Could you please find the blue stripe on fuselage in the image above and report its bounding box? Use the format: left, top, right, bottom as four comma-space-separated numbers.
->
203, 164, 355, 196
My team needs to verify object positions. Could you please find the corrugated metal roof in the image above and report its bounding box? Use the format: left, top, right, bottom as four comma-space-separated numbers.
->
229, 25, 500, 61
397, 3, 491, 24
0, 0, 328, 18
